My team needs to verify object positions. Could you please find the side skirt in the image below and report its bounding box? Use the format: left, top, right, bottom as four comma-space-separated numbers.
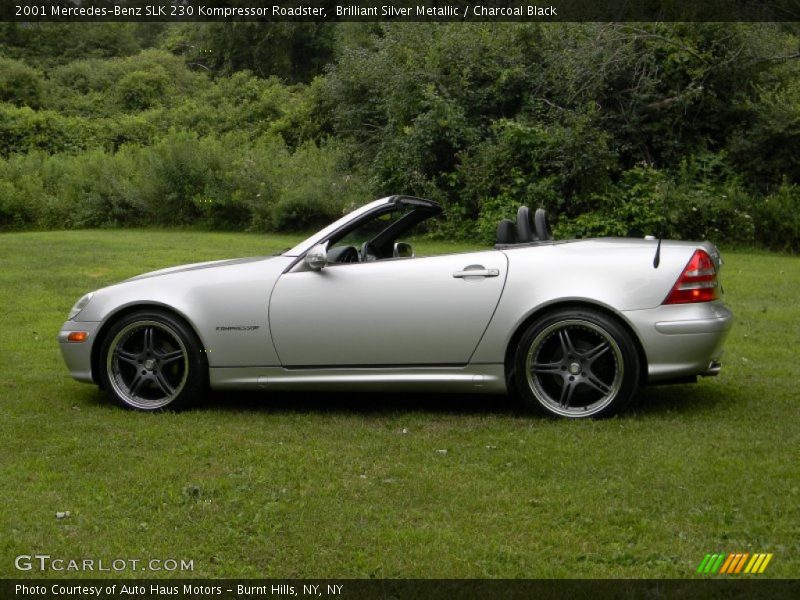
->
209, 364, 507, 394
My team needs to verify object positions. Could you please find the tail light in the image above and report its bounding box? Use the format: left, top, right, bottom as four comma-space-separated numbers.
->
663, 249, 719, 304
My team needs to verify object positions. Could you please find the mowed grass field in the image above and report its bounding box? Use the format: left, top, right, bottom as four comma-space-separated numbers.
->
0, 229, 798, 579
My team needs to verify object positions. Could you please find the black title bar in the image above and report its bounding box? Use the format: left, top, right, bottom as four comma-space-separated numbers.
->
2, 0, 800, 22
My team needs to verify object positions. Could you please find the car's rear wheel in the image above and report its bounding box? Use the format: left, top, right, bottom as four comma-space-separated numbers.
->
99, 310, 206, 411
513, 308, 639, 418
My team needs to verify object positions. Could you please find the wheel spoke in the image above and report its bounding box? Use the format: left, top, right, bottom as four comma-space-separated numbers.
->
106, 319, 193, 409
154, 371, 175, 396
583, 341, 610, 363
559, 379, 576, 408
532, 361, 562, 374
115, 349, 139, 366
585, 371, 612, 396
558, 329, 576, 358
522, 317, 628, 416
158, 349, 184, 364
128, 372, 145, 396
143, 327, 155, 352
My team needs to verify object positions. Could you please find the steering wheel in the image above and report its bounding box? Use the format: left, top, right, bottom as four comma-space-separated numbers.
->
326, 245, 359, 264
340, 246, 359, 263
360, 241, 379, 262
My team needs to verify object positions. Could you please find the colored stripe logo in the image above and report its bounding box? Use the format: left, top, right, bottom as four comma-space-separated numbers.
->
697, 552, 773, 574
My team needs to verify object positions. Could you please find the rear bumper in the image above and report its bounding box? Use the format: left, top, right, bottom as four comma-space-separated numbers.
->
623, 301, 733, 383
57, 320, 101, 384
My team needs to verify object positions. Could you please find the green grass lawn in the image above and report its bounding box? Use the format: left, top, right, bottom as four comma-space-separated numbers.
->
0, 230, 798, 579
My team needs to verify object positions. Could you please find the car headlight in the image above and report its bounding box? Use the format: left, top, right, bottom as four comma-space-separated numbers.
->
68, 292, 94, 320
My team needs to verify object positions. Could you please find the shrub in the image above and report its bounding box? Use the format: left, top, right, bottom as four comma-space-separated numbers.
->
0, 104, 94, 157
555, 162, 757, 247
135, 130, 224, 225
270, 141, 371, 232
0, 56, 44, 108
0, 179, 41, 230
115, 67, 171, 110
750, 182, 800, 252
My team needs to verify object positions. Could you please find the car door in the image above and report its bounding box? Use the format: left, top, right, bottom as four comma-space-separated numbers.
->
269, 251, 508, 366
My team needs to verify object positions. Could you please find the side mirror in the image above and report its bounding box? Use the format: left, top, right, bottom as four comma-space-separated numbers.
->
304, 243, 329, 271
393, 241, 414, 258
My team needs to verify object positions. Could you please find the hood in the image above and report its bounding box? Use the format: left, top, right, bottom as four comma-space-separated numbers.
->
125, 256, 269, 282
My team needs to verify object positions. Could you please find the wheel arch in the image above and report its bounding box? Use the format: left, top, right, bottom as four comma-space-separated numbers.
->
503, 300, 649, 389
90, 302, 205, 386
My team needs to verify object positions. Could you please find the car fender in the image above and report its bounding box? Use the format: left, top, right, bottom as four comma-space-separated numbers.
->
471, 239, 699, 364
76, 257, 293, 368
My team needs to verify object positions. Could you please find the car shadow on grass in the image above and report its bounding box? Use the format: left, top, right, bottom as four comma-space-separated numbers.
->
201, 381, 730, 418
204, 390, 525, 417
79, 379, 732, 418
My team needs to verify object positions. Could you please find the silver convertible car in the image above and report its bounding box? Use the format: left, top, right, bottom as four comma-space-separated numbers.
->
59, 195, 733, 418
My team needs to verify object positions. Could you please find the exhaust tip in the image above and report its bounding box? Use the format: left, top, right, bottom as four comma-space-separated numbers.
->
702, 361, 722, 377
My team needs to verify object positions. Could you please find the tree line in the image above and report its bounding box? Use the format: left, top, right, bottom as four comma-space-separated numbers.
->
1, 22, 798, 250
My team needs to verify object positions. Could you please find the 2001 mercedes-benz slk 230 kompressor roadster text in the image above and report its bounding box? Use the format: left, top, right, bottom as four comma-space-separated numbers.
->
59, 195, 733, 418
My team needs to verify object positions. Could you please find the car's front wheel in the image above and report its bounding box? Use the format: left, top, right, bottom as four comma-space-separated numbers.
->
513, 308, 640, 418
99, 310, 206, 411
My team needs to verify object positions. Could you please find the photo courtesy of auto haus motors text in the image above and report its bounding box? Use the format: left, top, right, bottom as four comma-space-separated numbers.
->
15, 583, 344, 597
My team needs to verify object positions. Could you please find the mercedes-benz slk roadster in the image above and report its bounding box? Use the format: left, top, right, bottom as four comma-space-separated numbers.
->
58, 195, 733, 418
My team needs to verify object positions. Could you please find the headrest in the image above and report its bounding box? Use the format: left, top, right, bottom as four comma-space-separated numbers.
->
496, 218, 517, 244
516, 206, 536, 242
534, 208, 553, 241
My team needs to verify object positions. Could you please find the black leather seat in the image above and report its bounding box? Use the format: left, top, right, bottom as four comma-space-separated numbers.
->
516, 206, 538, 243
516, 205, 554, 242
495, 218, 517, 244
534, 207, 553, 241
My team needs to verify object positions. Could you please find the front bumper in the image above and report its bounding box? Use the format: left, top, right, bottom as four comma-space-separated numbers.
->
623, 301, 733, 383
58, 320, 101, 384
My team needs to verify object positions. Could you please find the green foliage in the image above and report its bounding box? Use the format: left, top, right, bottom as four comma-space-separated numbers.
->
270, 141, 371, 231
319, 22, 800, 250
163, 22, 336, 83
556, 160, 759, 247
0, 131, 369, 233
115, 67, 172, 110
324, 24, 546, 206
728, 79, 800, 188
0, 23, 142, 66
0, 56, 44, 108
463, 112, 616, 239
0, 23, 799, 251
751, 182, 800, 252
0, 104, 94, 157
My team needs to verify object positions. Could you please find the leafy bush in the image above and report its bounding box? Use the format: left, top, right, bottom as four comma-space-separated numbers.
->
750, 182, 800, 252
116, 67, 171, 110
728, 79, 800, 188
1, 23, 799, 252
556, 163, 756, 246
0, 56, 44, 108
0, 129, 370, 234
0, 104, 95, 157
271, 141, 371, 232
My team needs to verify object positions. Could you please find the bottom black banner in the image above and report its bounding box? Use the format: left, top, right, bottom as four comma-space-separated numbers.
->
3, 579, 800, 600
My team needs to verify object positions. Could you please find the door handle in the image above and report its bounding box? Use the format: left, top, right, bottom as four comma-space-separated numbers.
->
453, 267, 500, 278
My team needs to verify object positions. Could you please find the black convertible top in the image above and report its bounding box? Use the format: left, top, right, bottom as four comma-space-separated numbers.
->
390, 195, 442, 213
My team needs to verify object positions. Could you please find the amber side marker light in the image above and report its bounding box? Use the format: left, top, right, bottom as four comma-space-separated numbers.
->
67, 331, 88, 343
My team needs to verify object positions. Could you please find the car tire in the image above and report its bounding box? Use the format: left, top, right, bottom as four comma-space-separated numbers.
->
513, 307, 640, 418
99, 309, 207, 411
